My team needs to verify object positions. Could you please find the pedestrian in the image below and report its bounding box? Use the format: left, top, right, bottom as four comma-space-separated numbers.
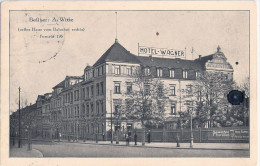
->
147, 130, 151, 143
134, 132, 137, 145
102, 133, 105, 141
128, 131, 131, 142
125, 133, 129, 146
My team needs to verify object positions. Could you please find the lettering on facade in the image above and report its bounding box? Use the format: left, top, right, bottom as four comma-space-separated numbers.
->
139, 46, 185, 58
211, 129, 249, 139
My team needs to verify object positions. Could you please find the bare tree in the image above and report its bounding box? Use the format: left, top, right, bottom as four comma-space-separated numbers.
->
124, 68, 169, 145
192, 71, 234, 128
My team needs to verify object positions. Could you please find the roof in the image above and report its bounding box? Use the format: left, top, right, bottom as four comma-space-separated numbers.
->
194, 54, 214, 70
93, 40, 141, 67
137, 56, 202, 70
53, 80, 65, 89
66, 75, 83, 80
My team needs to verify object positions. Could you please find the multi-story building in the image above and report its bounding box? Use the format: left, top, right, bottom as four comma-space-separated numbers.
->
12, 39, 233, 141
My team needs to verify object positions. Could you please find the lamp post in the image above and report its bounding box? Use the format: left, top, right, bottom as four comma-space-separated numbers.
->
116, 114, 119, 144
189, 106, 194, 148
109, 90, 113, 144
190, 112, 193, 148
77, 120, 79, 142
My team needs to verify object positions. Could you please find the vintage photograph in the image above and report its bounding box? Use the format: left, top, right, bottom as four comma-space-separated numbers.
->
8, 10, 250, 158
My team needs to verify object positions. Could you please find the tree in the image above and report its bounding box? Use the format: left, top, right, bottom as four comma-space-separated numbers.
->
124, 68, 169, 145
225, 77, 250, 127
192, 71, 234, 128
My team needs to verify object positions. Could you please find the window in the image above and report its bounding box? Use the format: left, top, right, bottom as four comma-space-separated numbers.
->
197, 90, 202, 101
96, 101, 99, 115
82, 104, 85, 117
86, 104, 89, 115
98, 67, 102, 76
86, 87, 89, 98
144, 84, 150, 95
126, 67, 132, 75
91, 103, 94, 114
92, 70, 95, 78
100, 101, 104, 113
114, 65, 120, 75
77, 106, 79, 118
125, 99, 133, 111
157, 68, 163, 77
186, 85, 193, 95
170, 69, 175, 78
126, 82, 132, 93
114, 82, 121, 94
144, 67, 151, 75
170, 84, 176, 96
101, 65, 104, 75
70, 92, 73, 102
195, 71, 198, 79
91, 85, 94, 97
114, 105, 119, 114
183, 70, 188, 79
170, 104, 176, 115
100, 82, 104, 95
158, 84, 163, 97
96, 83, 99, 96
113, 99, 122, 115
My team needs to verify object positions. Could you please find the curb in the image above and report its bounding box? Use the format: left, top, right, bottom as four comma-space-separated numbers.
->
32, 148, 44, 157
56, 140, 249, 151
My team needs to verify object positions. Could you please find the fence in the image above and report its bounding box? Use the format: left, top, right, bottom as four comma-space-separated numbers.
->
107, 127, 249, 143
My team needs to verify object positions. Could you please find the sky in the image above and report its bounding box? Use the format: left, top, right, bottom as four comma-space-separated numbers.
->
10, 10, 249, 112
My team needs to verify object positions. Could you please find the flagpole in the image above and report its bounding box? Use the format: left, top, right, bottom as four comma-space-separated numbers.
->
185, 47, 187, 60
138, 43, 139, 56
115, 12, 117, 40
191, 47, 194, 60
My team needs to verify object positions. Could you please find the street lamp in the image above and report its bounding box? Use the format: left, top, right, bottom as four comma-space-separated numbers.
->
77, 120, 79, 142
189, 106, 195, 148
115, 114, 120, 144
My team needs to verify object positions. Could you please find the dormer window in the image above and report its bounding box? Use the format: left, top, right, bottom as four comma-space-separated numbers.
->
144, 67, 150, 76
195, 71, 198, 79
170, 69, 175, 78
157, 68, 163, 77
92, 70, 95, 77
183, 70, 188, 79
114, 65, 120, 75
126, 67, 132, 75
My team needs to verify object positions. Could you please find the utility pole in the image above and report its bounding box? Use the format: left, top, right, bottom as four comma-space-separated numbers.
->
110, 90, 113, 144
18, 87, 21, 148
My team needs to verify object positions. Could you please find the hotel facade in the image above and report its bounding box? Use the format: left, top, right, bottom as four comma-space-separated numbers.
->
25, 39, 233, 140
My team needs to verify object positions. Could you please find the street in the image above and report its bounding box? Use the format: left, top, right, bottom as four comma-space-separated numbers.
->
29, 142, 249, 157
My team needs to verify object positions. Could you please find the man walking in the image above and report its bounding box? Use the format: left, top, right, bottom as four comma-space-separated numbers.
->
147, 130, 151, 143
134, 132, 137, 145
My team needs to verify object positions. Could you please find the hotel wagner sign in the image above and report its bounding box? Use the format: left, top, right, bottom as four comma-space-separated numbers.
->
138, 45, 185, 58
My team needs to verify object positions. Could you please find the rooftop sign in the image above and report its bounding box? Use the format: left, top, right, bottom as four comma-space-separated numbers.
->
138, 45, 185, 58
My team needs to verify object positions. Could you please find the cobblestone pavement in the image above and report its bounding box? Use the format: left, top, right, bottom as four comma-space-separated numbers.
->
31, 141, 249, 157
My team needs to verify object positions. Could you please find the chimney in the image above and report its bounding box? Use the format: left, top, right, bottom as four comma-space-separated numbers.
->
217, 45, 221, 52
199, 55, 202, 60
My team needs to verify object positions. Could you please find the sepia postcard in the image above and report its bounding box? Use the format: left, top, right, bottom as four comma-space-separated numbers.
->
0, 1, 257, 166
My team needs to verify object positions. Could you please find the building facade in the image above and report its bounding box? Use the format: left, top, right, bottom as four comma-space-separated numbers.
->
11, 39, 234, 141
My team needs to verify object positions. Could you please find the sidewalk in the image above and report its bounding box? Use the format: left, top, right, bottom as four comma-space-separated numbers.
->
57, 139, 249, 150
10, 145, 43, 157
